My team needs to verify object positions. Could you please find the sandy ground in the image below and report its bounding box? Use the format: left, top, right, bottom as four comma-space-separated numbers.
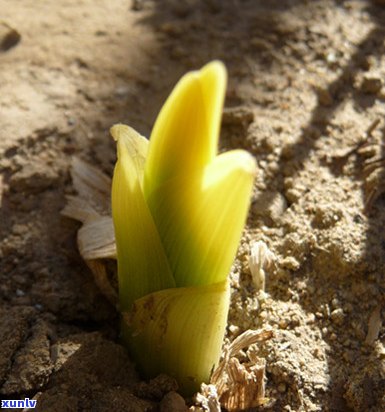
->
1, 0, 384, 411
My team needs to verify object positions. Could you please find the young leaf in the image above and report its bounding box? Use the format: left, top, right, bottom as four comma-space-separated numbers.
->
111, 125, 175, 310
143, 61, 227, 199
122, 279, 230, 395
146, 150, 256, 286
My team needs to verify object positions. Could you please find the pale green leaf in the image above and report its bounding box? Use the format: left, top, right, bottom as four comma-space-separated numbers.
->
143, 61, 227, 199
111, 125, 175, 310
146, 150, 256, 287
122, 279, 230, 395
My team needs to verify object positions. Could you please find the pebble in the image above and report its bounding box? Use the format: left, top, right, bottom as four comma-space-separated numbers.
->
279, 319, 288, 329
343, 351, 355, 363
317, 87, 334, 106
326, 51, 337, 65
222, 106, 254, 128
281, 256, 300, 271
331, 298, 340, 309
312, 348, 324, 361
361, 75, 383, 94
307, 313, 316, 324
159, 391, 187, 412
0, 23, 21, 52
285, 187, 303, 204
228, 324, 240, 335
330, 308, 344, 325
361, 55, 376, 70
307, 284, 315, 294
329, 332, 337, 341
259, 310, 268, 320
10, 163, 60, 193
322, 327, 328, 336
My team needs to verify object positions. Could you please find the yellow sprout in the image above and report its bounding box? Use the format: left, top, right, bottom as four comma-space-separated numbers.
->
111, 61, 256, 395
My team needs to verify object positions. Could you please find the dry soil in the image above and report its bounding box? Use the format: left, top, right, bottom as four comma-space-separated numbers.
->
0, 1, 384, 411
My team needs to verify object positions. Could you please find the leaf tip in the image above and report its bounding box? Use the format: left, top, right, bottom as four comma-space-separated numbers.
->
201, 60, 227, 85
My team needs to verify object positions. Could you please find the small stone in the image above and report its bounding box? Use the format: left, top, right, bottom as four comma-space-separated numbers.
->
307, 284, 316, 294
222, 106, 254, 128
361, 75, 383, 94
278, 382, 287, 393
331, 308, 344, 325
307, 313, 316, 324
134, 374, 178, 400
326, 51, 337, 63
228, 324, 240, 336
159, 391, 188, 412
329, 332, 337, 341
259, 310, 268, 320
322, 327, 328, 336
279, 319, 288, 329
316, 87, 334, 106
285, 187, 302, 204
0, 23, 21, 52
281, 256, 300, 271
10, 163, 60, 193
331, 298, 340, 309
115, 85, 131, 97
361, 55, 376, 71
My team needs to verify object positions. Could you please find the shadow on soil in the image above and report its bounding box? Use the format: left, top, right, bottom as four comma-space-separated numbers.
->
137, 0, 385, 410
2, 0, 384, 409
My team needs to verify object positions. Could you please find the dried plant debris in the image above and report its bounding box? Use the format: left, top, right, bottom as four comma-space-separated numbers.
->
197, 328, 274, 411
248, 241, 276, 291
62, 158, 118, 306
355, 119, 385, 212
